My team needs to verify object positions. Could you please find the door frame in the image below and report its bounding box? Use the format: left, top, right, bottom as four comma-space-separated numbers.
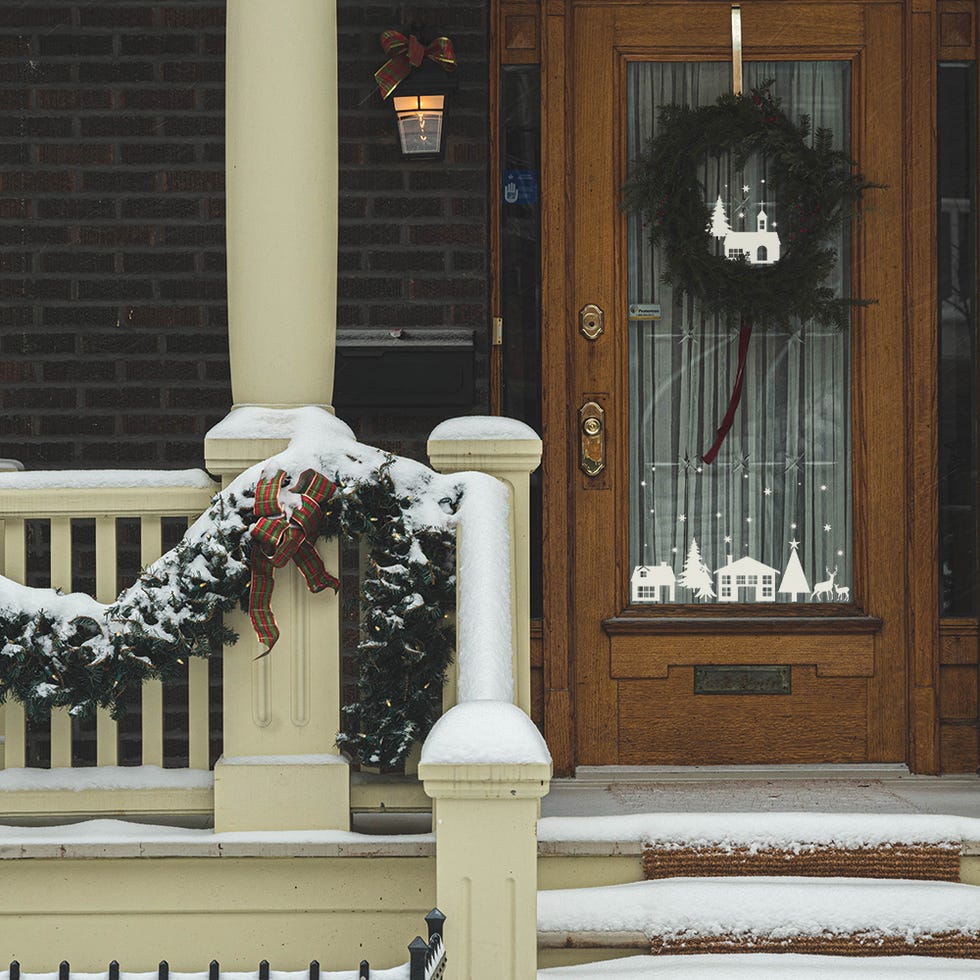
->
535, 0, 942, 774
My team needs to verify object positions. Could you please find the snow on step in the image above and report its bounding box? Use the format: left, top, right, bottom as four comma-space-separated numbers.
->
538, 876, 980, 944
538, 953, 980, 978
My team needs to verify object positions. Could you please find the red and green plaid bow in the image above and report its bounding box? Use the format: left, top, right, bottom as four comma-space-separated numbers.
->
248, 469, 339, 655
374, 30, 456, 99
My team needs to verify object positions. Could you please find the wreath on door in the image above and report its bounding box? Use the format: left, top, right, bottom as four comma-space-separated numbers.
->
621, 84, 876, 461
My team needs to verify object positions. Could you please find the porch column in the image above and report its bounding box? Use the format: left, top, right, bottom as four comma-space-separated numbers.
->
427, 419, 542, 715
225, 0, 338, 409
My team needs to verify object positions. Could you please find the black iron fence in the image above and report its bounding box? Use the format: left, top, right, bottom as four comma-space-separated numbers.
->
7, 909, 446, 980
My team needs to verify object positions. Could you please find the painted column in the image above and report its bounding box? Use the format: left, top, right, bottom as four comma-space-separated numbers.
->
225, 0, 338, 409
427, 419, 542, 715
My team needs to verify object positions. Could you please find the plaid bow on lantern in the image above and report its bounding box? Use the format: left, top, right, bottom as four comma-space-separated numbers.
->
374, 30, 456, 99
248, 469, 339, 655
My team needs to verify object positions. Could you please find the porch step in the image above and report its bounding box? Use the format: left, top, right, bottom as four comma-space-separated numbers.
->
537, 876, 980, 957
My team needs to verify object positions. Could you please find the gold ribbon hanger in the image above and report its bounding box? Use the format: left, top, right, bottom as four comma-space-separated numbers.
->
731, 5, 743, 95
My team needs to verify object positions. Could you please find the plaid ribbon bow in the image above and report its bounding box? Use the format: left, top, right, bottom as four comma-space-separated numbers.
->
374, 30, 456, 99
248, 469, 339, 655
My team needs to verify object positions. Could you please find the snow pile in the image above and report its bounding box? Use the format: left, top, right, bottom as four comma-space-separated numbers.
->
537, 811, 980, 848
537, 876, 980, 941
429, 415, 539, 442
538, 954, 980, 978
0, 469, 216, 490
0, 766, 212, 792
419, 700, 549, 765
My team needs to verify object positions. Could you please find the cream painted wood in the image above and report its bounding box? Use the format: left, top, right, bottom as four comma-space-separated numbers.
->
225, 0, 338, 410
421, 761, 551, 980
0, 855, 434, 970
95, 516, 118, 767
188, 658, 210, 770
48, 516, 75, 767
140, 515, 165, 766
3, 519, 26, 769
206, 434, 349, 831
0, 485, 217, 518
427, 431, 543, 715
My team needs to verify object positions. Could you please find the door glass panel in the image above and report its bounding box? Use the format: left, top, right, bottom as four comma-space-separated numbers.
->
628, 62, 853, 605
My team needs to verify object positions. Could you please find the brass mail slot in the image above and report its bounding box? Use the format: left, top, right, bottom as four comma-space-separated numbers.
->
694, 665, 792, 695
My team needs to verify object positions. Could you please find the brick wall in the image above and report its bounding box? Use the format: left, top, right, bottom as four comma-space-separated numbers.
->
0, 1, 228, 470
0, 1, 489, 471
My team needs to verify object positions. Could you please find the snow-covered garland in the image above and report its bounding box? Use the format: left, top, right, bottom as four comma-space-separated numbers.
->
0, 457, 457, 769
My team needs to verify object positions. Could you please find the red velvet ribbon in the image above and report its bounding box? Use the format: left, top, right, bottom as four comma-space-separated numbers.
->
701, 319, 754, 465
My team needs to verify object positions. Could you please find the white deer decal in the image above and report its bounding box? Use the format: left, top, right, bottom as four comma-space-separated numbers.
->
811, 566, 838, 601
835, 584, 850, 602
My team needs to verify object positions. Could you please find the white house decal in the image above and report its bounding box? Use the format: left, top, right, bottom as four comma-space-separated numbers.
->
709, 195, 781, 266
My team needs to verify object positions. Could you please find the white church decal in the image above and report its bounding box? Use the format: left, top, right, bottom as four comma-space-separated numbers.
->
709, 195, 781, 266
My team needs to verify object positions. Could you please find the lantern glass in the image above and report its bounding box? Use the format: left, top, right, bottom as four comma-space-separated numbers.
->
393, 94, 445, 156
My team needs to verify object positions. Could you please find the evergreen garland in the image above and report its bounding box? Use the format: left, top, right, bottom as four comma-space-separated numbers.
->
621, 83, 876, 330
0, 459, 456, 768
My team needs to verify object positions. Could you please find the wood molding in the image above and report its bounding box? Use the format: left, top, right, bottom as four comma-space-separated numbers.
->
603, 615, 884, 635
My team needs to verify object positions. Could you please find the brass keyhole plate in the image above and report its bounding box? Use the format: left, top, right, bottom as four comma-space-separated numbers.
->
579, 303, 604, 341
579, 401, 605, 476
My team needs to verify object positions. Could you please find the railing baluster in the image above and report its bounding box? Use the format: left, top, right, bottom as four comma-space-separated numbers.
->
95, 516, 118, 767
209, 960, 219, 980
10, 962, 19, 980
46, 517, 75, 767
408, 937, 427, 980
140, 515, 165, 767
3, 518, 27, 768
358, 961, 369, 980
158, 960, 168, 980
59, 961, 69, 980
258, 960, 269, 980
308, 961, 319, 980
109, 960, 119, 980
187, 656, 210, 769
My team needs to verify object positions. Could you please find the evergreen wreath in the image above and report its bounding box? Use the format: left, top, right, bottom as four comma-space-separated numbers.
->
621, 83, 875, 330
0, 459, 456, 769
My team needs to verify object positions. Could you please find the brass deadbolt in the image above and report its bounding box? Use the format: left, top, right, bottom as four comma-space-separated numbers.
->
579, 304, 604, 341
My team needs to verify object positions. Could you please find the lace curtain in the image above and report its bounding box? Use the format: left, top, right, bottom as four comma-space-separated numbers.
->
628, 61, 853, 605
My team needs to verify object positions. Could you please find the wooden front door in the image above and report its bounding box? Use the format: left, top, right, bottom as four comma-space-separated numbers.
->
543, 1, 911, 767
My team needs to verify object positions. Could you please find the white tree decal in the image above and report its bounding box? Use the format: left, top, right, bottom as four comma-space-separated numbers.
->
679, 537, 715, 600
778, 538, 811, 601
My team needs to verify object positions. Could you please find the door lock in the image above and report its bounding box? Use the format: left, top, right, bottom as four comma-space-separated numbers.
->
579, 304, 604, 341
579, 401, 605, 476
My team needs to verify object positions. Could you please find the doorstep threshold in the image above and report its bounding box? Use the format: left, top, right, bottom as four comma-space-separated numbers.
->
571, 763, 911, 783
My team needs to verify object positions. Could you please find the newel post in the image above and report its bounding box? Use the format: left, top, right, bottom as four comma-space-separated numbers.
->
427, 419, 542, 714
419, 702, 551, 980
205, 412, 351, 832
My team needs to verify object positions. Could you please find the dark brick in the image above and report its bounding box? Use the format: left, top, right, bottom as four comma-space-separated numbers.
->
38, 34, 115, 58
0, 199, 30, 219
127, 360, 199, 381
0, 415, 33, 436
121, 198, 200, 219
120, 144, 198, 166
338, 276, 403, 300
410, 224, 486, 246
0, 9, 71, 29
0, 144, 30, 165
78, 62, 155, 84
0, 361, 35, 383
78, 225, 155, 246
121, 89, 197, 111
451, 197, 486, 218
0, 63, 71, 84
85, 386, 162, 408
204, 360, 230, 382
452, 251, 485, 272
123, 414, 199, 435
0, 89, 30, 110
76, 279, 154, 301
37, 198, 115, 220
126, 306, 204, 328
369, 197, 444, 219
340, 197, 367, 219
160, 61, 224, 84
158, 278, 226, 301
160, 226, 222, 247
2, 325, 77, 358
368, 249, 446, 272
340, 224, 402, 246
0, 306, 34, 327
78, 6, 155, 29
164, 386, 229, 409
367, 304, 444, 327
203, 143, 225, 163
41, 307, 119, 327
45, 360, 118, 383
161, 7, 225, 30
202, 34, 225, 56
119, 35, 199, 57
38, 89, 114, 111
123, 252, 196, 274
0, 386, 75, 408
202, 252, 226, 273
162, 170, 224, 193
0, 252, 31, 273
162, 116, 223, 138
40, 252, 116, 274
80, 332, 158, 356
201, 89, 224, 112
207, 199, 224, 219
40, 415, 116, 436
0, 226, 71, 245
79, 116, 158, 138
340, 170, 403, 192
0, 278, 71, 300
38, 144, 114, 166
409, 277, 485, 300
81, 171, 156, 193
0, 170, 74, 194
450, 303, 486, 326
165, 332, 226, 354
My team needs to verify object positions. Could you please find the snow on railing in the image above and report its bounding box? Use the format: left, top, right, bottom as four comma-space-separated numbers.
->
0, 471, 219, 778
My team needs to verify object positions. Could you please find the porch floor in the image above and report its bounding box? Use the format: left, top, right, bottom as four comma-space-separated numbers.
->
541, 767, 980, 819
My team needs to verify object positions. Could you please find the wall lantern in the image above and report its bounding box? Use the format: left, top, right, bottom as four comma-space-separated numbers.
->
375, 31, 457, 160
